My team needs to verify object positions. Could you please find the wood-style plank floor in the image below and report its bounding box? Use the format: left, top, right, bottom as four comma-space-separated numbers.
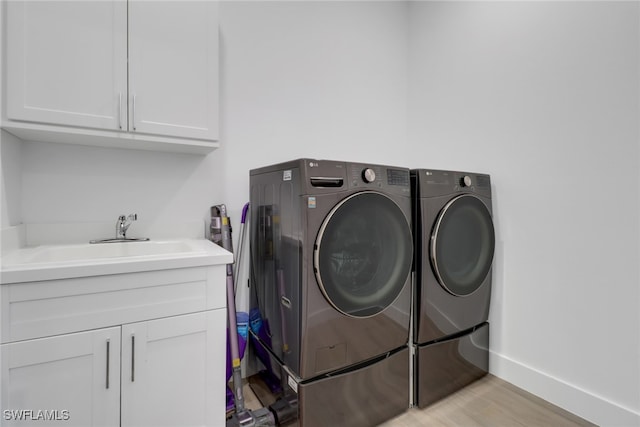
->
380, 375, 596, 427
243, 374, 597, 426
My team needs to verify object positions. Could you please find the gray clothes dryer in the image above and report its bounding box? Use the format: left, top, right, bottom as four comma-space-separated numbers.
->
411, 169, 495, 408
250, 159, 413, 426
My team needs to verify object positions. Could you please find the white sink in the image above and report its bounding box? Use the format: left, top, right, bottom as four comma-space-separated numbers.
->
24, 240, 195, 263
1, 239, 233, 284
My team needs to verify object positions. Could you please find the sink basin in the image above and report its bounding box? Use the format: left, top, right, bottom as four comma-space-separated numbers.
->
25, 240, 194, 263
1, 239, 233, 284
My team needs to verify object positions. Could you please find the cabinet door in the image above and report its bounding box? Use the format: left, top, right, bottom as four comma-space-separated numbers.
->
5, 1, 127, 130
0, 328, 121, 427
121, 310, 225, 427
128, 0, 219, 141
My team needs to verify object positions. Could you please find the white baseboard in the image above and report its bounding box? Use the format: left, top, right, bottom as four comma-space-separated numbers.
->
490, 351, 640, 427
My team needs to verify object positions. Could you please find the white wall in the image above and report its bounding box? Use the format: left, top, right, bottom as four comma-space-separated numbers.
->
19, 141, 217, 226
408, 2, 640, 425
1, 130, 21, 229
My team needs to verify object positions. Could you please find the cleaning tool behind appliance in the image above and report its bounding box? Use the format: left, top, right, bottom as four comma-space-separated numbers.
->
211, 204, 275, 427
232, 203, 250, 292
248, 308, 283, 395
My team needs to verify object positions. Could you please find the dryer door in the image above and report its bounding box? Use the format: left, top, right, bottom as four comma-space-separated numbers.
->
431, 194, 495, 296
314, 191, 413, 318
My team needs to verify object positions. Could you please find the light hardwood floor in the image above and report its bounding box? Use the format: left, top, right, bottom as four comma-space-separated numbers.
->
381, 375, 596, 427
243, 374, 596, 426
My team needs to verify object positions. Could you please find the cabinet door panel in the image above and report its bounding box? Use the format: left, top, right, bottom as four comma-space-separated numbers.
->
5, 1, 127, 130
121, 310, 225, 427
128, 0, 219, 140
0, 328, 121, 427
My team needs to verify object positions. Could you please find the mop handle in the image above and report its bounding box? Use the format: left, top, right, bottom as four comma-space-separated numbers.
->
211, 205, 245, 412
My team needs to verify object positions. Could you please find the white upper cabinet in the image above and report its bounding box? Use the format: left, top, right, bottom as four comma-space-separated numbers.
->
5, 1, 128, 130
128, 1, 219, 141
2, 0, 219, 154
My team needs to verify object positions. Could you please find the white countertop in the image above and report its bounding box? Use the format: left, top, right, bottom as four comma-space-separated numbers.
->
1, 239, 233, 284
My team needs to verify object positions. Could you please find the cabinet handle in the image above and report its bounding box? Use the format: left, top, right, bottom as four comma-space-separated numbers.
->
106, 339, 110, 389
131, 335, 135, 382
118, 93, 123, 130
132, 94, 137, 131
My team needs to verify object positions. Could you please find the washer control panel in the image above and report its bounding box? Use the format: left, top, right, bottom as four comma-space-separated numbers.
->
346, 163, 410, 192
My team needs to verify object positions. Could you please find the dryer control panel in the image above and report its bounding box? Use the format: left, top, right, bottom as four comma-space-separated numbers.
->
414, 169, 491, 198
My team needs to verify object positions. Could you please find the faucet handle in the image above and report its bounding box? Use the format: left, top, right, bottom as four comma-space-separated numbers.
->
116, 214, 139, 239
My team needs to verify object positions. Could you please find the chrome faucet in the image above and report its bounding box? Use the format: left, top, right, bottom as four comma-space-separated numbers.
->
116, 214, 138, 239
90, 213, 149, 244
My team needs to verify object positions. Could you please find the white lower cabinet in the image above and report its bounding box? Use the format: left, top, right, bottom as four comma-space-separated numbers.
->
121, 310, 225, 427
1, 310, 224, 427
0, 266, 227, 426
1, 328, 122, 427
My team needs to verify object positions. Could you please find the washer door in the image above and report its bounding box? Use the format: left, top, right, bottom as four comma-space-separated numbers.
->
431, 194, 495, 296
314, 191, 413, 318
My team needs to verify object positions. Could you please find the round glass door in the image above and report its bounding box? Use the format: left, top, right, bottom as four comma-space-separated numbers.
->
430, 194, 495, 296
314, 192, 413, 318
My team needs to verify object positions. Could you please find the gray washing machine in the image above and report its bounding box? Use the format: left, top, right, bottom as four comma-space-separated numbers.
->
411, 169, 495, 408
250, 159, 413, 426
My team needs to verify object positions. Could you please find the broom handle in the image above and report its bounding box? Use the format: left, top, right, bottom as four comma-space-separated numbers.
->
213, 204, 246, 413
